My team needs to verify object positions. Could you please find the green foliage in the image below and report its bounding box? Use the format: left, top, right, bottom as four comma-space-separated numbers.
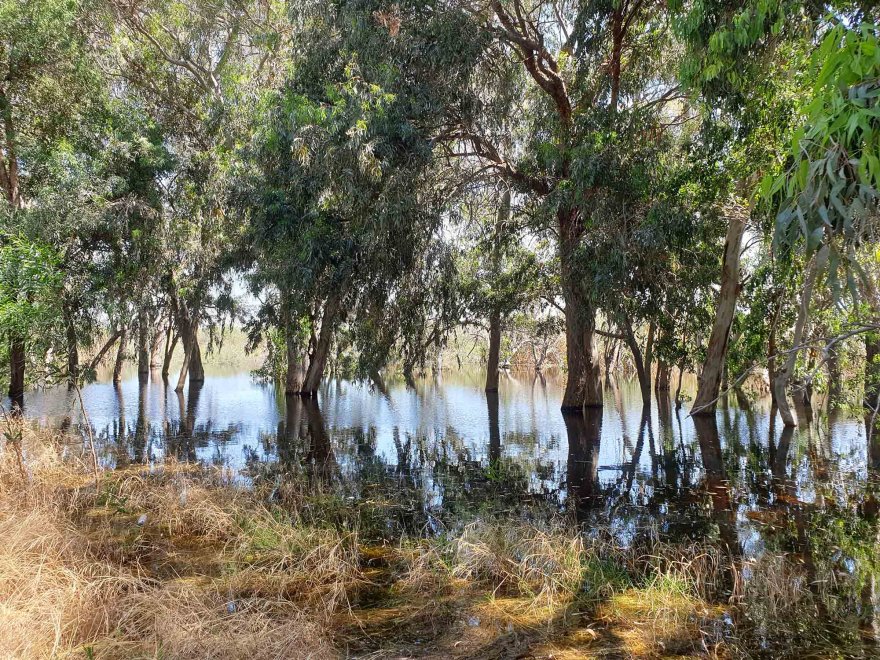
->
0, 229, 64, 380
769, 19, 880, 300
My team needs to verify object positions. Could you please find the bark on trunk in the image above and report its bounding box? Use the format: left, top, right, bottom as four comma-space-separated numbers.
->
622, 319, 652, 407
8, 336, 24, 411
773, 243, 830, 427
767, 298, 782, 405
559, 207, 602, 411
113, 327, 127, 384
674, 360, 685, 410
301, 297, 339, 395
88, 331, 121, 374
655, 360, 671, 392
137, 309, 149, 382
149, 327, 164, 370
827, 345, 842, 405
162, 332, 178, 379
486, 310, 501, 392
175, 333, 192, 392
285, 316, 306, 394
64, 304, 79, 390
189, 334, 205, 383
487, 391, 501, 464
557, 209, 602, 412
692, 213, 747, 415
866, 329, 880, 417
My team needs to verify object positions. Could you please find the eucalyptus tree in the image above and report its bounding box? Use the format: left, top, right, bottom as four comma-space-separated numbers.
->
456, 185, 547, 390
105, 0, 289, 390
0, 0, 109, 400
766, 11, 880, 425
444, 0, 695, 411
669, 0, 820, 416
238, 0, 486, 394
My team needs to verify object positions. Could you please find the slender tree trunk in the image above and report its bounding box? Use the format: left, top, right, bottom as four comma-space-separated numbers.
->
162, 331, 178, 379
64, 303, 79, 390
88, 331, 121, 374
866, 329, 880, 417
773, 243, 829, 427
655, 361, 671, 392
622, 319, 651, 407
113, 326, 127, 384
486, 311, 501, 392
692, 213, 747, 415
8, 336, 24, 411
486, 189, 509, 392
175, 329, 192, 392
487, 391, 501, 464
137, 309, 149, 382
674, 360, 685, 410
301, 297, 339, 395
644, 321, 655, 387
767, 297, 782, 405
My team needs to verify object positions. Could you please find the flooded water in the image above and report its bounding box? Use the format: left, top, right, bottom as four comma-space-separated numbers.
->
11, 367, 880, 653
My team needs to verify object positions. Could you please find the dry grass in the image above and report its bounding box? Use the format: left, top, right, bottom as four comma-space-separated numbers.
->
0, 419, 352, 659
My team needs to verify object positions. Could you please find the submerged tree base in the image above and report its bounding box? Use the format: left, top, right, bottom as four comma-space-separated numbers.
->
0, 419, 876, 659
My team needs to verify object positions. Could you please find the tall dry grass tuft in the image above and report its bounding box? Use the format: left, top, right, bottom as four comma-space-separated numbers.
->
450, 519, 588, 608
0, 503, 138, 658
115, 584, 337, 660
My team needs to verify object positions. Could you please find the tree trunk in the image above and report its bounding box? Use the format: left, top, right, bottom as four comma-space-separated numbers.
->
674, 360, 685, 410
486, 310, 501, 392
137, 309, 149, 382
559, 208, 601, 410
162, 331, 178, 379
773, 243, 830, 427
175, 331, 192, 392
644, 321, 655, 386
487, 391, 501, 465
603, 338, 619, 387
149, 327, 164, 370
64, 303, 79, 390
301, 297, 339, 395
174, 312, 202, 391
189, 333, 205, 383
113, 327, 127, 384
622, 318, 651, 407
87, 331, 121, 375
692, 213, 747, 415
866, 329, 880, 418
767, 297, 782, 405
8, 336, 24, 411
285, 312, 306, 394
655, 361, 671, 392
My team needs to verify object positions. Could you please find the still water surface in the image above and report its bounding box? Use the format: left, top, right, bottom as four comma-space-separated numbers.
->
16, 368, 876, 538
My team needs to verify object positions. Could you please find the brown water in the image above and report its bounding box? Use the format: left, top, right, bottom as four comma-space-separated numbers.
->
13, 368, 880, 656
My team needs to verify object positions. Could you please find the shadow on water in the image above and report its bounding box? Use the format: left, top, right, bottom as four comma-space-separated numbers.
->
11, 368, 880, 653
